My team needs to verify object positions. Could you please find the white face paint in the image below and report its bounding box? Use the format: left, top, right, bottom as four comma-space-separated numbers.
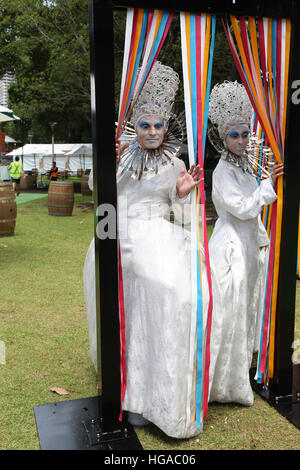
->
225, 125, 250, 157
136, 115, 165, 150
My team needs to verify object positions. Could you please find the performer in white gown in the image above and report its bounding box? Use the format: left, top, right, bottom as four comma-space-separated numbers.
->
207, 81, 284, 406
83, 62, 222, 439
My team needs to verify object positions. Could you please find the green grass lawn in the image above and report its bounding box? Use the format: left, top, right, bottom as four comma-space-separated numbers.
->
0, 194, 96, 450
0, 194, 299, 450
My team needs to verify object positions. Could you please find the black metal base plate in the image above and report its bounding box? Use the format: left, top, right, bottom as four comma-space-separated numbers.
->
250, 368, 300, 431
34, 396, 143, 450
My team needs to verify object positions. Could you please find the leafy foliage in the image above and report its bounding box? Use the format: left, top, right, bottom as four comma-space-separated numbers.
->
0, 4, 234, 146
0, 0, 91, 143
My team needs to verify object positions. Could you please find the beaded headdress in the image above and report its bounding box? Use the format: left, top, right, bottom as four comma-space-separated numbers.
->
207, 80, 274, 180
118, 62, 185, 180
129, 61, 180, 127
208, 80, 253, 140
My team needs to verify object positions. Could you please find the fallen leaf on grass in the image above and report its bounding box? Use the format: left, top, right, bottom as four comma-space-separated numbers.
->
0, 243, 8, 248
50, 386, 70, 396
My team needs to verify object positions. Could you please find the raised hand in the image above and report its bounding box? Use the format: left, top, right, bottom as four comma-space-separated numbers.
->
116, 140, 129, 164
176, 164, 203, 199
271, 162, 284, 185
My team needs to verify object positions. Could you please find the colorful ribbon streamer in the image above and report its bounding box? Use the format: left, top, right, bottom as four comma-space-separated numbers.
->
117, 8, 174, 140
117, 7, 174, 419
223, 16, 291, 386
180, 11, 216, 426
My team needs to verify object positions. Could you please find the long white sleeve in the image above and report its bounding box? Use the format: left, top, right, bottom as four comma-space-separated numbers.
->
212, 161, 277, 221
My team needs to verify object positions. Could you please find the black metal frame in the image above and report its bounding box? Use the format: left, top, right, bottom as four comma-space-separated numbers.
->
34, 0, 300, 450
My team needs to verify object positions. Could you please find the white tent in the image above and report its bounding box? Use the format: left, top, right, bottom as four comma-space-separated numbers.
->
6, 143, 93, 173
65, 144, 93, 173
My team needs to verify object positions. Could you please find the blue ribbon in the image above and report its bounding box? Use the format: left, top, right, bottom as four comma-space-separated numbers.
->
188, 14, 216, 427
137, 11, 171, 96
122, 10, 149, 123
202, 15, 216, 157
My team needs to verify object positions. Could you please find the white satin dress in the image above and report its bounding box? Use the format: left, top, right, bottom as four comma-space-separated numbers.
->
83, 156, 222, 438
208, 154, 277, 406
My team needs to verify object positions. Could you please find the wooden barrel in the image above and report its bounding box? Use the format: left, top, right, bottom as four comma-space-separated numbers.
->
0, 182, 17, 237
81, 175, 92, 195
48, 181, 74, 216
19, 174, 36, 190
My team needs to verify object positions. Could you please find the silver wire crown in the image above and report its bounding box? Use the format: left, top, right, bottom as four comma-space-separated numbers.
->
208, 81, 253, 139
130, 61, 180, 127
207, 81, 274, 181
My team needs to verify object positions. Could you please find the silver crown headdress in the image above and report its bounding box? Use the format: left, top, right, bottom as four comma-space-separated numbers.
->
207, 80, 274, 180
118, 62, 185, 180
208, 81, 253, 140
130, 61, 180, 127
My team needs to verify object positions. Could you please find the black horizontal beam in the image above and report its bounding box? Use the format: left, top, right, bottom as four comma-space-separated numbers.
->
113, 0, 296, 19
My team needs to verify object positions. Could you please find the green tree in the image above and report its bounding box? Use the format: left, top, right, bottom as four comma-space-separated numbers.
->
0, 0, 91, 144
0, 4, 234, 147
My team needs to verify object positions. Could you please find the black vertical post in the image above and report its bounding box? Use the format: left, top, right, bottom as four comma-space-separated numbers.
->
89, 0, 121, 432
270, 3, 300, 398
